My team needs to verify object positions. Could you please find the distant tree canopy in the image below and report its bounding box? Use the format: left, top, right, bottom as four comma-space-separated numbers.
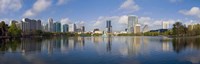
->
171, 22, 200, 36
8, 23, 21, 37
144, 22, 200, 37
0, 21, 8, 36
172, 22, 187, 36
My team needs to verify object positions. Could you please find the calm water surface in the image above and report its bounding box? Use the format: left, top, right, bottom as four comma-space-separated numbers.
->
0, 36, 200, 64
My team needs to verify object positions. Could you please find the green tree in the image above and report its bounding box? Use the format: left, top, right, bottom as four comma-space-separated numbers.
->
35, 30, 43, 36
172, 22, 187, 36
0, 21, 8, 36
193, 24, 200, 35
8, 23, 21, 37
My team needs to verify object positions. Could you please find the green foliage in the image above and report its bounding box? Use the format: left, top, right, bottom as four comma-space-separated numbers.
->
172, 22, 188, 36
0, 21, 8, 36
8, 23, 21, 37
171, 22, 200, 36
35, 30, 43, 35
143, 32, 160, 36
79, 33, 92, 36
93, 33, 102, 36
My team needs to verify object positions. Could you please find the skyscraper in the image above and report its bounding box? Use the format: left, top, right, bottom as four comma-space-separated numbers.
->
42, 24, 48, 32
48, 18, 54, 32
142, 25, 149, 33
36, 20, 42, 30
128, 15, 138, 33
53, 22, 61, 32
69, 23, 76, 32
106, 20, 112, 33
63, 24, 69, 32
82, 26, 85, 32
19, 18, 42, 33
162, 21, 170, 29
134, 24, 141, 34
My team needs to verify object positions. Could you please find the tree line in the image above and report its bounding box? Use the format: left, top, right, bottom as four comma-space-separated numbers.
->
0, 21, 21, 37
144, 22, 200, 37
172, 22, 200, 36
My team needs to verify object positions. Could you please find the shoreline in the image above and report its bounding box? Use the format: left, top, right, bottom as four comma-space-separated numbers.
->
1, 35, 200, 39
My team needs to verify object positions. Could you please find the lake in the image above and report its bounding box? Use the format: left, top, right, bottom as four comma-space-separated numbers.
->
0, 36, 200, 64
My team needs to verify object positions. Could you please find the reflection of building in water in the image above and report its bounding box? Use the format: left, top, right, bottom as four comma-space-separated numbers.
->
41, 37, 85, 54
142, 37, 149, 45
61, 38, 69, 53
20, 38, 41, 54
162, 41, 170, 51
53, 39, 61, 49
77, 37, 85, 48
142, 36, 149, 50
93, 37, 103, 49
68, 37, 85, 49
161, 37, 171, 51
47, 40, 54, 54
93, 37, 102, 43
68, 38, 75, 49
106, 36, 112, 52
126, 36, 141, 56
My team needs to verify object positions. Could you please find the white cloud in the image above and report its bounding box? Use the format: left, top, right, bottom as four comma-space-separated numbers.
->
179, 7, 200, 18
92, 15, 185, 31
57, 0, 69, 5
119, 15, 128, 24
93, 16, 120, 27
139, 17, 151, 25
119, 0, 140, 13
0, 0, 22, 13
23, 0, 52, 17
60, 18, 72, 25
93, 16, 127, 31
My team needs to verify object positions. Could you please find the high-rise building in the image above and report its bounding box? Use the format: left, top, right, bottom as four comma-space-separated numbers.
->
48, 18, 54, 32
128, 15, 138, 33
17, 21, 28, 33
42, 24, 48, 32
134, 24, 141, 34
36, 20, 42, 30
162, 21, 170, 29
19, 18, 42, 33
69, 24, 76, 32
63, 24, 69, 32
106, 20, 112, 33
53, 22, 61, 32
142, 25, 149, 33
82, 26, 85, 32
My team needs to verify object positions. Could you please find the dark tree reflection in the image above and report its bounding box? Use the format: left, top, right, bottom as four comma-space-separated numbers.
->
172, 37, 200, 53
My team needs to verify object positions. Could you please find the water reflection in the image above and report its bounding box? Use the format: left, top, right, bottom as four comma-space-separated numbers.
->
0, 36, 200, 64
172, 37, 200, 53
0, 36, 184, 55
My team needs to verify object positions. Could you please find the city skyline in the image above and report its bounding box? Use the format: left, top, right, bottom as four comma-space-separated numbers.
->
0, 0, 200, 31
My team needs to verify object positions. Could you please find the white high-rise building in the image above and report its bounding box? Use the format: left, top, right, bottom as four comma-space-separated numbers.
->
128, 15, 138, 33
19, 18, 41, 33
162, 21, 170, 29
134, 24, 141, 34
69, 24, 76, 32
42, 24, 48, 32
142, 25, 149, 33
48, 18, 54, 32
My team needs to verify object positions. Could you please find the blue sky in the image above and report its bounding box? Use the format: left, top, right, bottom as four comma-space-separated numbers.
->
0, 0, 200, 31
